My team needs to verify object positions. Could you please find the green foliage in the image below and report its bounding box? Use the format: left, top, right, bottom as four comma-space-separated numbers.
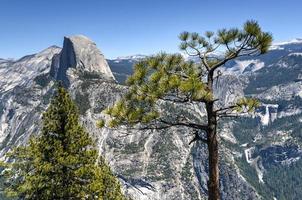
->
1, 86, 126, 200
97, 157, 126, 200
263, 159, 302, 200
179, 20, 272, 64
234, 97, 260, 113
103, 53, 211, 127
74, 90, 91, 114
96, 120, 105, 128
102, 20, 272, 129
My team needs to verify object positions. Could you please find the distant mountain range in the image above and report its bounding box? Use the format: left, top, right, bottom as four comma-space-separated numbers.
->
0, 36, 302, 200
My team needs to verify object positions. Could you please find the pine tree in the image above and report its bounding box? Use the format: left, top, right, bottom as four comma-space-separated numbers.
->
100, 20, 272, 200
1, 86, 126, 200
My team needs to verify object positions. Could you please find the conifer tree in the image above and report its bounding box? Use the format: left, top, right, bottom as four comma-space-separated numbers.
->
100, 20, 272, 200
1, 86, 126, 200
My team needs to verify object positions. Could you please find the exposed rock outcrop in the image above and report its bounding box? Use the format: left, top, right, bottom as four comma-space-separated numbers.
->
50, 35, 115, 85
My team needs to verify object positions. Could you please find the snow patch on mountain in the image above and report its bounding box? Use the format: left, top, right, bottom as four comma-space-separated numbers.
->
224, 59, 265, 74
269, 38, 302, 51
273, 38, 302, 46
269, 45, 284, 51
289, 52, 302, 57
114, 54, 147, 63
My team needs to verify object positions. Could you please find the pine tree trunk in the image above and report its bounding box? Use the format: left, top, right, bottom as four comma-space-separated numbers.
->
207, 130, 220, 200
206, 102, 220, 200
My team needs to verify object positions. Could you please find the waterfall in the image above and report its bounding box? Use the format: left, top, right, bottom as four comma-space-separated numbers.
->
261, 105, 270, 126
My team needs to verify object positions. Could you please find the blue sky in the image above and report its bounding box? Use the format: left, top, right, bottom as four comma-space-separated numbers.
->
1, 0, 301, 59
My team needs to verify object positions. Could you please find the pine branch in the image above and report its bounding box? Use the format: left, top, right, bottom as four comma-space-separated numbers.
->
159, 119, 208, 131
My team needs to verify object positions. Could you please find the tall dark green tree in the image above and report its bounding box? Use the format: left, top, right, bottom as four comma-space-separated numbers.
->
1, 86, 126, 200
100, 20, 272, 200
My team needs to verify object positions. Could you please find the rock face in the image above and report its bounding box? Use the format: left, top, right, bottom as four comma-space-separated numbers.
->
50, 35, 115, 85
1, 36, 302, 200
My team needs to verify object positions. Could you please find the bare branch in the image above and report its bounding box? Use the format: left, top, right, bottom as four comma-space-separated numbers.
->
217, 111, 252, 120
159, 119, 208, 131
215, 105, 237, 114
189, 130, 208, 145
208, 35, 258, 73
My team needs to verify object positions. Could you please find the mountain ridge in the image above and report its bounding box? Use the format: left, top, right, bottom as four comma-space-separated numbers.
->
0, 35, 302, 199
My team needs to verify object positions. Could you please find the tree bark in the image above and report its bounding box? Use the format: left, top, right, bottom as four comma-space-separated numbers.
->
206, 102, 220, 200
